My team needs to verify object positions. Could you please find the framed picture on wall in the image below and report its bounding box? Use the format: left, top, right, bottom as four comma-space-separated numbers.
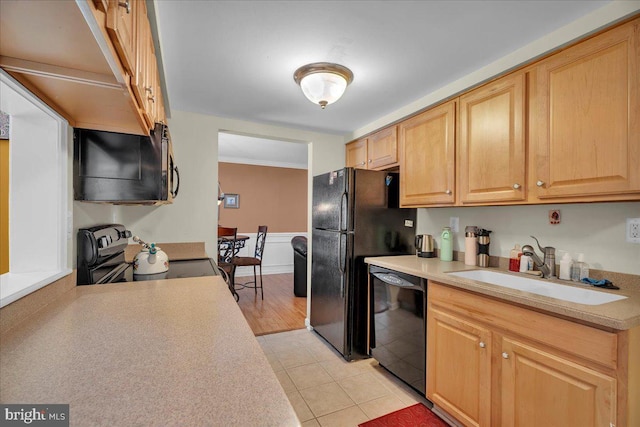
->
224, 193, 239, 209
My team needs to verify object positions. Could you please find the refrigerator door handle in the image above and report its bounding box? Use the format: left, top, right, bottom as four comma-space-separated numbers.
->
338, 233, 346, 298
339, 191, 348, 232
338, 232, 345, 274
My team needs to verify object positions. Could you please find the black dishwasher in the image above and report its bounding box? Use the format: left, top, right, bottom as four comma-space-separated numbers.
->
369, 265, 426, 395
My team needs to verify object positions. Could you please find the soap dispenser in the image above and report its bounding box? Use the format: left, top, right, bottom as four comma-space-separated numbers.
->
559, 252, 572, 280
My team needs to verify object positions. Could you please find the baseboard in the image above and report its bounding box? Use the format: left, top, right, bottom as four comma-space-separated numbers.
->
234, 265, 293, 277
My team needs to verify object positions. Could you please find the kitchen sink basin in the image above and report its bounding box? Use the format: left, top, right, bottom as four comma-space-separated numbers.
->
447, 270, 627, 305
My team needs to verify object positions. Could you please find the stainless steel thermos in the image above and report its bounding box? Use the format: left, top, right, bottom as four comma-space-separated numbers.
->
464, 226, 477, 266
477, 228, 492, 267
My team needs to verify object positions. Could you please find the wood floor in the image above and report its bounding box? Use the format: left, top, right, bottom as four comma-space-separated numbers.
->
235, 273, 307, 336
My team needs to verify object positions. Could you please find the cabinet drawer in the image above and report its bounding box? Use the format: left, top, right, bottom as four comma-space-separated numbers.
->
429, 282, 618, 369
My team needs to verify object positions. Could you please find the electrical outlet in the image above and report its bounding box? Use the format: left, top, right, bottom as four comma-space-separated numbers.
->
449, 217, 459, 232
627, 218, 640, 243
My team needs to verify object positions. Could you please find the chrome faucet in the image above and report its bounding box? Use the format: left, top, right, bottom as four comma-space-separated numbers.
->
521, 236, 556, 278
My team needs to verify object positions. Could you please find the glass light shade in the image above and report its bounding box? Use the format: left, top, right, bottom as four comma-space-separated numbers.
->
294, 63, 353, 109
299, 72, 348, 109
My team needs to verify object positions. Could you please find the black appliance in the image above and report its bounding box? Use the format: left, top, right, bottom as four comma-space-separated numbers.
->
369, 265, 426, 395
310, 168, 416, 361
73, 123, 179, 204
77, 224, 218, 285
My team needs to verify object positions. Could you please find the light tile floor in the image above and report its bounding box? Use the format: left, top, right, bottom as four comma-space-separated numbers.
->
256, 328, 432, 427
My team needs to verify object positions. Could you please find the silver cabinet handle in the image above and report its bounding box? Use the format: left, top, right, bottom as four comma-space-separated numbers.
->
513, 183, 521, 189
118, 0, 131, 14
536, 180, 545, 187
479, 342, 486, 348
502, 352, 509, 359
445, 189, 452, 195
359, 161, 366, 166
368, 159, 372, 163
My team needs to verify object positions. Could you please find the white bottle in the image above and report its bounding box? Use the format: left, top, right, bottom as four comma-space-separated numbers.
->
559, 252, 572, 280
519, 255, 532, 272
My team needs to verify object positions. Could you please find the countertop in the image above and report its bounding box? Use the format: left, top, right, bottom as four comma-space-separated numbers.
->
0, 276, 299, 427
365, 256, 640, 330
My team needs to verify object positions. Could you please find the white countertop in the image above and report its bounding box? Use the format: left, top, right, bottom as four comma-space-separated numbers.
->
0, 276, 299, 427
365, 256, 640, 330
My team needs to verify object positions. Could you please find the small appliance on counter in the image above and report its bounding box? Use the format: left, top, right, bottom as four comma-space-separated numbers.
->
77, 224, 218, 285
415, 234, 435, 258
132, 236, 169, 275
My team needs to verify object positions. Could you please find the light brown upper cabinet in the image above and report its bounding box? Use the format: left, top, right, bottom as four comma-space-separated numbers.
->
106, 0, 137, 75
399, 100, 456, 206
458, 72, 526, 204
368, 126, 398, 169
0, 0, 165, 135
530, 17, 640, 201
345, 126, 398, 170
346, 138, 368, 169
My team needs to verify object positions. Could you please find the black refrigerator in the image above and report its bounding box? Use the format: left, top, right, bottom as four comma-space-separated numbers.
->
310, 168, 416, 361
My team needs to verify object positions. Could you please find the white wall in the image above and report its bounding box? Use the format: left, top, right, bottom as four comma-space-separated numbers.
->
417, 202, 640, 275
349, 1, 640, 140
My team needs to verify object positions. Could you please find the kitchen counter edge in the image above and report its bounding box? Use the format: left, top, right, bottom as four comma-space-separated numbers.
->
365, 255, 640, 331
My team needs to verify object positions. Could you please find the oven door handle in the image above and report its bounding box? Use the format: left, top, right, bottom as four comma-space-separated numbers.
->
96, 263, 129, 284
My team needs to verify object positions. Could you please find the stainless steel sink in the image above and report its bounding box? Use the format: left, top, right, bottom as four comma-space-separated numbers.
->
447, 270, 626, 305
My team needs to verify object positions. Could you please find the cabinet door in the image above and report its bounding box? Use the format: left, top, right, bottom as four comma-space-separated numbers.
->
143, 35, 159, 128
459, 73, 526, 203
368, 126, 398, 169
106, 0, 137, 75
501, 337, 616, 427
531, 18, 640, 199
131, 0, 149, 109
427, 305, 492, 427
399, 100, 456, 206
346, 139, 367, 169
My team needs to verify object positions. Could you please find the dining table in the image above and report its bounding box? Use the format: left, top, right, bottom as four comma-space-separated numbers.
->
217, 234, 250, 261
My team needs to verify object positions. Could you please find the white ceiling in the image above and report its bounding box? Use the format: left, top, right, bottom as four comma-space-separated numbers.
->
218, 132, 308, 169
155, 0, 613, 138
156, 1, 631, 167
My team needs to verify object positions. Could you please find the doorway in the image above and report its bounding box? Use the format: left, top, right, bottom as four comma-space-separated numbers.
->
217, 131, 309, 334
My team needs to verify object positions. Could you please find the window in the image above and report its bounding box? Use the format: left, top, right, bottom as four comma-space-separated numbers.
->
0, 70, 70, 307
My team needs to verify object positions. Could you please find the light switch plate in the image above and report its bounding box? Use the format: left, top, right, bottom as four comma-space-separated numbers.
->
449, 217, 459, 232
627, 218, 640, 243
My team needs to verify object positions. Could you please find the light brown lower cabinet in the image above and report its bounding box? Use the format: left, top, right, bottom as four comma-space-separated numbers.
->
427, 282, 638, 427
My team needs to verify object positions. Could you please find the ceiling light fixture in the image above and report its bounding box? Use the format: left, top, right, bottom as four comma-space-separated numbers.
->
293, 62, 354, 109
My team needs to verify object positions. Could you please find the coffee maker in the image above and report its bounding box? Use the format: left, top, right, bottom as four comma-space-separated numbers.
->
415, 234, 435, 258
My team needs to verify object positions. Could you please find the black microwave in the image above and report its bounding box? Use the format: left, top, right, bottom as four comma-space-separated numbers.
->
73, 123, 179, 204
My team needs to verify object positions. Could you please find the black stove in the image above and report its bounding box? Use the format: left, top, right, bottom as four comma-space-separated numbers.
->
77, 224, 219, 285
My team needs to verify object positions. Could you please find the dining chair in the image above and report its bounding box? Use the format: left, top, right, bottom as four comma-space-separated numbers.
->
217, 226, 239, 301
232, 225, 267, 299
